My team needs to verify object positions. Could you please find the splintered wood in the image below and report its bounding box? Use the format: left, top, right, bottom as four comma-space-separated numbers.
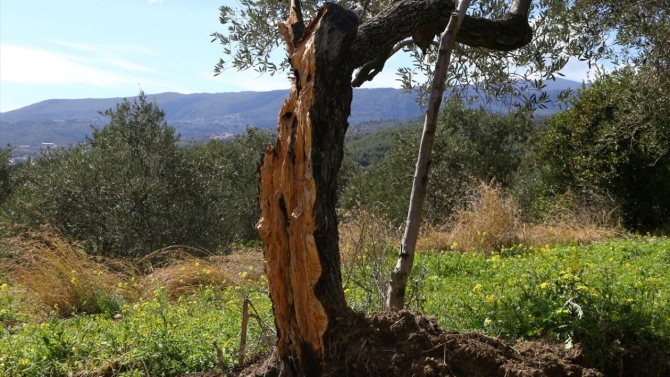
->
256, 8, 328, 364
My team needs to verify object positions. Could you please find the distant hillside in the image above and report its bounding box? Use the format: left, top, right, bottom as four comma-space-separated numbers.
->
0, 78, 583, 148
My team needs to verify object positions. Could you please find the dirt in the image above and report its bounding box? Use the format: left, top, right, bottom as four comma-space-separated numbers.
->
238, 310, 603, 377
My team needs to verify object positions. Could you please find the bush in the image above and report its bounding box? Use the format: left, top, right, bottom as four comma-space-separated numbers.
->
1, 93, 273, 256
342, 99, 535, 225
182, 128, 274, 249
538, 68, 670, 231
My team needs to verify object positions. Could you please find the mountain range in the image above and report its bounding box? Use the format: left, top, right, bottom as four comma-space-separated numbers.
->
0, 78, 583, 149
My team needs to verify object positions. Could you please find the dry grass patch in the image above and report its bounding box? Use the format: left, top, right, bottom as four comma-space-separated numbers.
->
418, 182, 621, 253
0, 229, 137, 317
139, 246, 265, 299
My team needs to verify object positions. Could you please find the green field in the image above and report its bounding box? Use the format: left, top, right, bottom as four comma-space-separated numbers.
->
2, 237, 668, 376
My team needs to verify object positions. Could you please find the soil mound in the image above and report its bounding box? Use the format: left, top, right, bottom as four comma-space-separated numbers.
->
241, 310, 602, 377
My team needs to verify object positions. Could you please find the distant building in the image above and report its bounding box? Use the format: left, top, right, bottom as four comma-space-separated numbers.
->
40, 143, 57, 155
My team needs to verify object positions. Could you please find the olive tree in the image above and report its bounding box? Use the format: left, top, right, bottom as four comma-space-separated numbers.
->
212, 0, 665, 373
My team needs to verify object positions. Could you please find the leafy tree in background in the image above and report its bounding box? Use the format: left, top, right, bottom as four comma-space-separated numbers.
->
0, 147, 11, 206
1, 93, 272, 256
3, 93, 189, 255
344, 99, 534, 224
539, 67, 670, 230
183, 128, 274, 249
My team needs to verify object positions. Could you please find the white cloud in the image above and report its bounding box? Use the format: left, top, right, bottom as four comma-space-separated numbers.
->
0, 44, 138, 87
52, 40, 160, 57
198, 69, 291, 91
108, 58, 163, 74
557, 58, 595, 82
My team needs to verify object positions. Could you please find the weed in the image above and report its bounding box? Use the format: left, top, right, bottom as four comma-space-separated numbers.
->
0, 229, 137, 317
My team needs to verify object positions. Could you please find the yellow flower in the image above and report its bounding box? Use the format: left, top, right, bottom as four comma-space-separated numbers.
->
540, 282, 549, 290
194, 262, 200, 267
472, 284, 483, 293
0, 283, 7, 291
485, 294, 495, 304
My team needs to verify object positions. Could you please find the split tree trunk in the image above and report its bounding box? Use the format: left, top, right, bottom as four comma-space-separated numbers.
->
255, 0, 534, 373
255, 3, 359, 376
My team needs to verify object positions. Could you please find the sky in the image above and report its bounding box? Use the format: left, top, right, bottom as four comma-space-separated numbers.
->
0, 0, 595, 113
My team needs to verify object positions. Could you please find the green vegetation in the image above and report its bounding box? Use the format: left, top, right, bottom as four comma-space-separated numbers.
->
2, 236, 668, 376
1, 65, 669, 375
418, 238, 670, 372
0, 282, 272, 376
539, 67, 670, 230
0, 148, 10, 206
346, 118, 422, 166
1, 93, 273, 257
342, 99, 535, 225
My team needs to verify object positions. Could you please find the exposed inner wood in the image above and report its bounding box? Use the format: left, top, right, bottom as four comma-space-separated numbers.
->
257, 4, 358, 374
257, 20, 327, 365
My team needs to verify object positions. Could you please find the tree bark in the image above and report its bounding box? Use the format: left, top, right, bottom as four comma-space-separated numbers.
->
256, 3, 358, 376
256, 0, 535, 373
386, 1, 470, 311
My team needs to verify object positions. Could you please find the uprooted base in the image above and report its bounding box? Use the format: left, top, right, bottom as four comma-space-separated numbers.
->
240, 310, 602, 377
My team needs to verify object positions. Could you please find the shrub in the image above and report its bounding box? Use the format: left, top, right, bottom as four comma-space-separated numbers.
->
342, 99, 535, 225
182, 128, 274, 249
1, 93, 273, 256
538, 67, 670, 231
0, 229, 137, 317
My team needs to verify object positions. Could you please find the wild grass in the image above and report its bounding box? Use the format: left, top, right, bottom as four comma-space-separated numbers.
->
0, 229, 137, 317
138, 246, 264, 299
0, 236, 272, 376
0, 191, 660, 376
413, 237, 670, 372
415, 181, 620, 253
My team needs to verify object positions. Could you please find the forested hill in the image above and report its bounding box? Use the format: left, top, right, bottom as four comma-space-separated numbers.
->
0, 78, 581, 147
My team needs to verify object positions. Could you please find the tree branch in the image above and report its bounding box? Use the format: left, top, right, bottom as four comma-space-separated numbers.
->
352, 39, 413, 87
350, 0, 533, 70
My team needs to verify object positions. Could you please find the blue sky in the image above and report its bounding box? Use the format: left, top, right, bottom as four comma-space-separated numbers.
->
0, 0, 594, 113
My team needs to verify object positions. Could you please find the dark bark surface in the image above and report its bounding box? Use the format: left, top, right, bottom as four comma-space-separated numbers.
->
350, 0, 533, 73
257, 0, 536, 375
256, 3, 358, 376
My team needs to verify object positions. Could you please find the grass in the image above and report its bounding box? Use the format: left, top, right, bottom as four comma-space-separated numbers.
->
0, 284, 273, 376
0, 232, 273, 376
0, 229, 137, 318
416, 181, 620, 253
343, 237, 670, 373
1, 198, 667, 375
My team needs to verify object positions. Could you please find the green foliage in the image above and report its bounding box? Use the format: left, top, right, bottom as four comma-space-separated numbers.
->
3, 93, 188, 255
183, 129, 274, 247
0, 148, 10, 206
0, 282, 273, 376
3, 238, 669, 375
1, 93, 273, 256
346, 121, 420, 166
538, 68, 670, 230
344, 237, 670, 373
343, 100, 535, 224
